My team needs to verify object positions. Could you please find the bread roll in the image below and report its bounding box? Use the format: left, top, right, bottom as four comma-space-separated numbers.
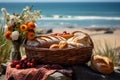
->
91, 55, 114, 74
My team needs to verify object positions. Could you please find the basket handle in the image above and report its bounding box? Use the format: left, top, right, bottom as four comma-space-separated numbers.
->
72, 31, 94, 48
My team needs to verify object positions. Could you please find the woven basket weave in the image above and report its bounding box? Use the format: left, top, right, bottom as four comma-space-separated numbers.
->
24, 31, 94, 66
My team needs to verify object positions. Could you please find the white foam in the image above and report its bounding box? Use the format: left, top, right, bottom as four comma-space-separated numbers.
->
39, 15, 120, 20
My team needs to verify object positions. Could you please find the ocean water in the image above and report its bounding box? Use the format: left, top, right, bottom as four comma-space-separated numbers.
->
0, 2, 120, 28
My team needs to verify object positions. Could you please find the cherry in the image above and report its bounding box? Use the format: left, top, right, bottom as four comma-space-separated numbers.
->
30, 63, 35, 67
13, 60, 19, 65
10, 58, 38, 69
16, 64, 21, 69
10, 63, 15, 68
27, 62, 31, 67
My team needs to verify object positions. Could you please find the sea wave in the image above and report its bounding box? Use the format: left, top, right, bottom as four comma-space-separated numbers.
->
40, 15, 120, 20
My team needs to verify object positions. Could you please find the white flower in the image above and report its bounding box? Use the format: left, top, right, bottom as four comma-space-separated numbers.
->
4, 25, 8, 30
10, 15, 20, 22
1, 8, 5, 12
1, 8, 10, 21
7, 15, 21, 26
10, 31, 19, 40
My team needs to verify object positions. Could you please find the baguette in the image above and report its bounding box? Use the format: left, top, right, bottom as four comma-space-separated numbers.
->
26, 32, 90, 48
36, 35, 66, 48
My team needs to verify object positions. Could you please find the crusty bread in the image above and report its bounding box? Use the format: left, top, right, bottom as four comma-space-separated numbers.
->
61, 34, 74, 39
49, 44, 59, 49
91, 55, 114, 74
58, 41, 68, 49
67, 35, 90, 47
26, 39, 40, 47
26, 32, 91, 48
26, 35, 66, 48
49, 41, 72, 49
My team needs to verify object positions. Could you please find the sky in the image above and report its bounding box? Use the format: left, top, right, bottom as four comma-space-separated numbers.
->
0, 0, 120, 2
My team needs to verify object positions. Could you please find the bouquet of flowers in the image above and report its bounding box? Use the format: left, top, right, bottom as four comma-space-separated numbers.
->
1, 6, 41, 61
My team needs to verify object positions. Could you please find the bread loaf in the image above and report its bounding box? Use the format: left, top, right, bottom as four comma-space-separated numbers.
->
91, 55, 114, 74
58, 41, 68, 49
26, 39, 40, 47
67, 34, 90, 47
49, 40, 76, 49
26, 31, 91, 48
26, 35, 66, 48
49, 44, 59, 49
61, 34, 74, 39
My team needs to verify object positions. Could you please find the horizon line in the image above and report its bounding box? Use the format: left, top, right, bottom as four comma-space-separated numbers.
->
0, 1, 120, 3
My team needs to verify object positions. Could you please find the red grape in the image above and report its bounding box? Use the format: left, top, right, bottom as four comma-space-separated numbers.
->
27, 62, 31, 67
16, 64, 21, 69
30, 63, 35, 67
13, 60, 19, 65
10, 63, 15, 68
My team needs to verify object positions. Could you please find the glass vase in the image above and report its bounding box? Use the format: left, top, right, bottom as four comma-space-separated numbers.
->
10, 41, 21, 62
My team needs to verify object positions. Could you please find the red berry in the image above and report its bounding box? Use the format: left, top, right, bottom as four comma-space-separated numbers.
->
10, 63, 15, 68
54, 33, 58, 36
13, 60, 19, 65
16, 64, 21, 69
31, 59, 36, 65
27, 62, 31, 67
30, 63, 35, 67
63, 31, 67, 34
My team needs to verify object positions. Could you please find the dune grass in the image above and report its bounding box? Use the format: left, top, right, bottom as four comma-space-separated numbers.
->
0, 20, 11, 63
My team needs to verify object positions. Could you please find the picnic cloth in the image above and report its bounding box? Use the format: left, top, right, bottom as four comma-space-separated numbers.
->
5, 64, 72, 80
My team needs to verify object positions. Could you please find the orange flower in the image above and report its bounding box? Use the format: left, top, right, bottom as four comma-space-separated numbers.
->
26, 31, 35, 40
26, 22, 36, 30
5, 31, 12, 40
20, 24, 28, 32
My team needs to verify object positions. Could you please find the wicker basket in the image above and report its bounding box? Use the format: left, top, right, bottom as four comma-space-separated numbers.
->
24, 31, 94, 66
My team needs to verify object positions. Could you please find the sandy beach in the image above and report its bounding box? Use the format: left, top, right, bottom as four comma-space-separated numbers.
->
52, 28, 120, 51
0, 27, 120, 80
